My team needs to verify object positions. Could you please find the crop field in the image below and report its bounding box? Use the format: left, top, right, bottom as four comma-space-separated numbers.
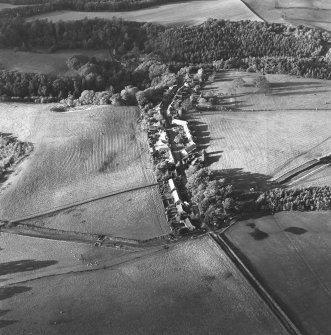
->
27, 0, 262, 25
224, 211, 331, 335
23, 185, 170, 240
0, 49, 109, 75
0, 104, 158, 223
243, 0, 331, 31
191, 71, 331, 186
1, 236, 289, 335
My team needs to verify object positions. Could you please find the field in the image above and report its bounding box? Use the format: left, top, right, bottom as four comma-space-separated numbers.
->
22, 185, 170, 239
0, 235, 289, 335
189, 71, 331, 188
0, 49, 109, 75
224, 211, 331, 335
0, 232, 131, 285
0, 104, 168, 241
288, 165, 331, 187
243, 0, 331, 31
26, 0, 262, 25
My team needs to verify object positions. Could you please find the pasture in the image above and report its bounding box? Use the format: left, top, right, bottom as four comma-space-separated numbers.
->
23, 185, 170, 240
191, 71, 331, 187
1, 236, 289, 335
243, 0, 331, 31
0, 49, 109, 75
0, 104, 158, 225
0, 232, 129, 284
224, 211, 331, 335
27, 0, 262, 25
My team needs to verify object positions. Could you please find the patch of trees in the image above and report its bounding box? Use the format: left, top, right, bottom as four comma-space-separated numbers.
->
0, 133, 33, 177
186, 167, 237, 225
212, 56, 331, 80
256, 187, 331, 212
154, 20, 330, 63
0, 55, 179, 102
0, 17, 163, 53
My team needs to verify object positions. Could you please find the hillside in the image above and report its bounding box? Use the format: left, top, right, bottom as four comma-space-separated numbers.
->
243, 0, 331, 31
26, 0, 262, 25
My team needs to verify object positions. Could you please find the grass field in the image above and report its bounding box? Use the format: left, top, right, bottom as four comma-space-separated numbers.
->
27, 0, 262, 25
190, 71, 331, 188
0, 104, 162, 230
1, 235, 289, 335
0, 232, 130, 285
224, 211, 331, 335
23, 185, 170, 239
243, 0, 331, 31
288, 165, 331, 187
0, 49, 109, 75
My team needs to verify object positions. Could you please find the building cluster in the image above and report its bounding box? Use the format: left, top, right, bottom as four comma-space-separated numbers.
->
144, 80, 204, 235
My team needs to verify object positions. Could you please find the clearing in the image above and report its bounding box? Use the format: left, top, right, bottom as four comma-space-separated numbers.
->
188, 71, 331, 188
0, 49, 109, 75
0, 235, 289, 335
224, 211, 331, 335
0, 104, 168, 243
26, 0, 262, 25
242, 0, 331, 31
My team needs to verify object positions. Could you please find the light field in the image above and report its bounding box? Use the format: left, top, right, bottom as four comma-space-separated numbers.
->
195, 71, 331, 182
225, 212, 331, 335
27, 0, 262, 25
1, 236, 288, 335
243, 0, 331, 31
0, 104, 157, 222
0, 49, 109, 75
23, 185, 170, 240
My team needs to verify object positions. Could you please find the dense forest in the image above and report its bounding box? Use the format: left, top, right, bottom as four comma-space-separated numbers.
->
0, 18, 330, 99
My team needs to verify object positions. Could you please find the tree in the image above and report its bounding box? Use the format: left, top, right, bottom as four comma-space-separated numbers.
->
223, 197, 236, 215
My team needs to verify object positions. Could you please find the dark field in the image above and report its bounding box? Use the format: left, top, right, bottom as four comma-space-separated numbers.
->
224, 211, 331, 334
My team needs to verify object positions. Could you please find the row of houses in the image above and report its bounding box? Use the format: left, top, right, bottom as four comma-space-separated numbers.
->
146, 81, 201, 235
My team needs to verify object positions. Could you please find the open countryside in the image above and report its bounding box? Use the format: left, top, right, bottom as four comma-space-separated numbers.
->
0, 105, 160, 224
26, 0, 262, 25
1, 0, 331, 334
1, 236, 289, 335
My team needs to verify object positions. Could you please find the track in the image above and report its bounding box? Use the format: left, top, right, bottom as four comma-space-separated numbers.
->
210, 232, 303, 335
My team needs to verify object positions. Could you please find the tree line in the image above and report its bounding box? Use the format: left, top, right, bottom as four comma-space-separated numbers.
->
0, 18, 331, 100
0, 0, 182, 19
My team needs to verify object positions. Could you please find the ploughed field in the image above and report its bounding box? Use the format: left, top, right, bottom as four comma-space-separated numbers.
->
224, 212, 331, 335
26, 0, 262, 25
1, 236, 289, 335
192, 71, 331, 185
0, 104, 157, 222
243, 0, 331, 31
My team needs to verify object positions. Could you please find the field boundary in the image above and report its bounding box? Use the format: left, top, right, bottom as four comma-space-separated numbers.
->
272, 160, 320, 183
210, 232, 304, 335
2, 222, 170, 246
240, 0, 266, 22
8, 182, 159, 224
